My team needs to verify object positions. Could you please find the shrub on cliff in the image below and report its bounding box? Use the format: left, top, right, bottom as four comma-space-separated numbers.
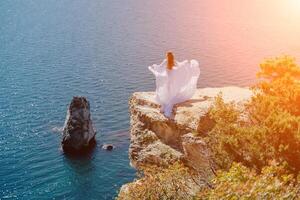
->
205, 55, 300, 172
117, 163, 197, 200
197, 162, 300, 199
196, 56, 300, 199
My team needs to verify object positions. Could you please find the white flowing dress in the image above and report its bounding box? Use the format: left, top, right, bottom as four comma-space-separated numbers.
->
148, 59, 200, 117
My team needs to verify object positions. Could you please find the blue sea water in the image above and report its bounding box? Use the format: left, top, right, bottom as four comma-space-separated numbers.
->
1, 0, 300, 199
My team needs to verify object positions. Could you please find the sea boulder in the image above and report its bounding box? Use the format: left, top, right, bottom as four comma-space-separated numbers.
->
102, 144, 115, 151
62, 96, 96, 154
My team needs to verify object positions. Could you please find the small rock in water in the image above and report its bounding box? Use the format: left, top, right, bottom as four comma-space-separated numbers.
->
61, 96, 97, 154
102, 144, 114, 151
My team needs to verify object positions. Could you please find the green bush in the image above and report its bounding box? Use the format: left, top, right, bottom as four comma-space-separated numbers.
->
205, 56, 300, 172
197, 162, 300, 199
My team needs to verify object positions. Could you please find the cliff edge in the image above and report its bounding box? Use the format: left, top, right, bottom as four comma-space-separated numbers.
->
119, 87, 252, 197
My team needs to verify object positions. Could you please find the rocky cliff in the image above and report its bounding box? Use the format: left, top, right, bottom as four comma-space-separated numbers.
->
119, 87, 252, 197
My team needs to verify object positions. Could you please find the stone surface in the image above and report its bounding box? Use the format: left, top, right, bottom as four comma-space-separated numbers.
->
182, 133, 215, 179
62, 97, 96, 154
136, 140, 183, 167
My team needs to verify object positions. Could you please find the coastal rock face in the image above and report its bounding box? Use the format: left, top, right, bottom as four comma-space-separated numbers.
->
182, 133, 213, 179
128, 86, 252, 172
118, 87, 252, 198
62, 97, 96, 153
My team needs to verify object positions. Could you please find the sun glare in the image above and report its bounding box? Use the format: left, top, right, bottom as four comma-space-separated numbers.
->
285, 0, 300, 14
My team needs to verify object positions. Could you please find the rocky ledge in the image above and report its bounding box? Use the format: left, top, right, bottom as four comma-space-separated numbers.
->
119, 86, 252, 197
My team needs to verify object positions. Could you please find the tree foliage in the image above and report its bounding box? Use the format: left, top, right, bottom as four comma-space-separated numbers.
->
198, 162, 300, 199
198, 55, 300, 199
205, 55, 300, 172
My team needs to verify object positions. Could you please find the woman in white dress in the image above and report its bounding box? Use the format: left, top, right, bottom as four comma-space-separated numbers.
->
149, 52, 200, 117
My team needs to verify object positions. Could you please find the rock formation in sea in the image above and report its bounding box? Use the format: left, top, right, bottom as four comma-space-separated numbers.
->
118, 86, 252, 198
61, 96, 96, 154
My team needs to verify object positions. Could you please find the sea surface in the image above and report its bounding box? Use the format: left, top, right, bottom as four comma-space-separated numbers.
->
1, 0, 300, 199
